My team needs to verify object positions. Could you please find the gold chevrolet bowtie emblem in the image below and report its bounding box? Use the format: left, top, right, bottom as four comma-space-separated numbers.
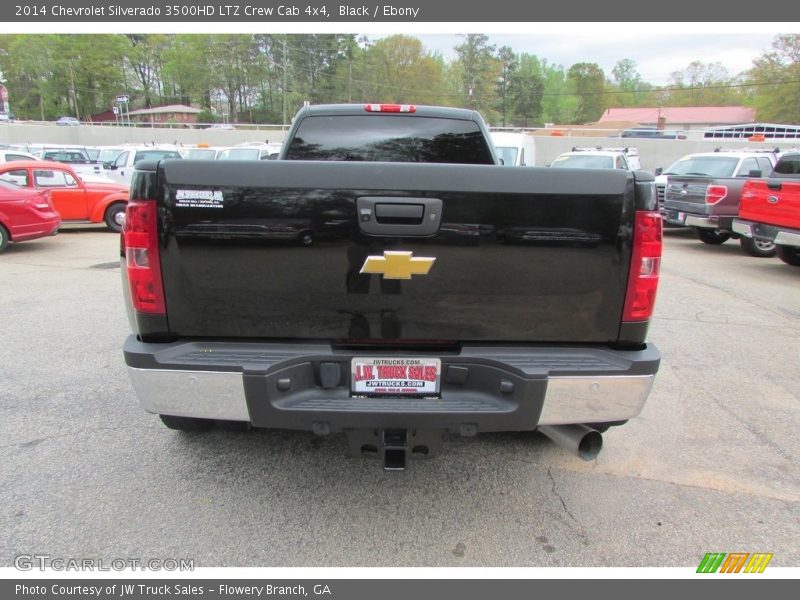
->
360, 251, 436, 280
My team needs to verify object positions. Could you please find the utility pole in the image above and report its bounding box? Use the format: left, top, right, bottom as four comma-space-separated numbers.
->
498, 69, 508, 127
68, 63, 80, 120
282, 38, 287, 131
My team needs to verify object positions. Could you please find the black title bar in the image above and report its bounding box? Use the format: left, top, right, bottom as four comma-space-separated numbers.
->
1, 0, 797, 22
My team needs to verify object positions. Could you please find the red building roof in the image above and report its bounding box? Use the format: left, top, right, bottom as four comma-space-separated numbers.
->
88, 110, 117, 123
598, 106, 757, 125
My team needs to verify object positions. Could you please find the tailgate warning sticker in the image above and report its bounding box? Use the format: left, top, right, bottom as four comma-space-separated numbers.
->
175, 189, 224, 209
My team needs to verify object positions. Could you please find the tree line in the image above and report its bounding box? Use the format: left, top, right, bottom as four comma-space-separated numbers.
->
1, 33, 798, 126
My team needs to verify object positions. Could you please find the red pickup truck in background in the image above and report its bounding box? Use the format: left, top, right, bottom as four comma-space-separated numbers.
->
733, 151, 800, 267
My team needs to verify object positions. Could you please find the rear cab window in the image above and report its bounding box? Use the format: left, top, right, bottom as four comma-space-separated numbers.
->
46, 152, 85, 163
284, 115, 495, 164
667, 156, 739, 178
773, 154, 800, 175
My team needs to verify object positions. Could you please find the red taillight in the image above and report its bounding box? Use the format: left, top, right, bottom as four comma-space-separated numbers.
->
623, 211, 662, 322
122, 200, 165, 315
364, 104, 416, 113
705, 184, 728, 205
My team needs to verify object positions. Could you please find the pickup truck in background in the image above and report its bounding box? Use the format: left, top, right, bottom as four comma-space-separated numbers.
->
662, 148, 779, 257
39, 148, 107, 182
733, 151, 800, 267
122, 104, 662, 470
550, 146, 641, 171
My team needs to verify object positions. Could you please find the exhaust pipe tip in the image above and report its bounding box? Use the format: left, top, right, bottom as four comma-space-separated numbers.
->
539, 424, 603, 461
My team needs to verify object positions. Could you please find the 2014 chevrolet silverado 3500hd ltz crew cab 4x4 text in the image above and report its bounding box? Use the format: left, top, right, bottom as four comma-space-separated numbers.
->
121, 104, 662, 470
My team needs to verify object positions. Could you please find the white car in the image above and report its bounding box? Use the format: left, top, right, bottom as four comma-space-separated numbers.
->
551, 147, 642, 171
0, 150, 40, 163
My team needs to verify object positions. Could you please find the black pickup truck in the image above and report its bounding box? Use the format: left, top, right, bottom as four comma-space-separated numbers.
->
121, 104, 662, 469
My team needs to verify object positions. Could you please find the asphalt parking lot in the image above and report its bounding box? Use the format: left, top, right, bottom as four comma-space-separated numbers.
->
1, 226, 798, 568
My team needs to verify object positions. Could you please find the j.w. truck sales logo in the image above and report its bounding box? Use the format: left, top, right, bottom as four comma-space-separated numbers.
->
697, 552, 773, 573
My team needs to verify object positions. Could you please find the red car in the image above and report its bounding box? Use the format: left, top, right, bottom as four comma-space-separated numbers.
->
0, 180, 61, 253
0, 161, 129, 232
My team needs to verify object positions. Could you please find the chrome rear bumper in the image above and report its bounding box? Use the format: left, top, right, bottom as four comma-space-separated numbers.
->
125, 337, 659, 431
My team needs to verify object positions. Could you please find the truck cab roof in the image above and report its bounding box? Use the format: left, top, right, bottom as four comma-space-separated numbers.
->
295, 103, 485, 122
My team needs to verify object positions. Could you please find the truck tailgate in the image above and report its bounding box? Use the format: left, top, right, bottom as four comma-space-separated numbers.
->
741, 179, 800, 229
664, 176, 711, 205
154, 160, 644, 344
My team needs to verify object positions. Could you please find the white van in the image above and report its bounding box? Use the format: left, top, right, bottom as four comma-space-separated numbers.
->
490, 132, 537, 166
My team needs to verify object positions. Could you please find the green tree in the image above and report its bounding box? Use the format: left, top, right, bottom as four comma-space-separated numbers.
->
161, 35, 215, 108
454, 34, 496, 112
665, 61, 732, 106
495, 46, 517, 126
509, 54, 544, 127
747, 34, 800, 123
287, 34, 351, 105
567, 62, 607, 123
369, 35, 444, 104
610, 58, 652, 107
125, 34, 169, 108
538, 59, 573, 125
0, 35, 59, 120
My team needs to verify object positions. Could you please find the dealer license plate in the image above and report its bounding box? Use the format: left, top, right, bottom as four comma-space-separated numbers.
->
351, 357, 441, 396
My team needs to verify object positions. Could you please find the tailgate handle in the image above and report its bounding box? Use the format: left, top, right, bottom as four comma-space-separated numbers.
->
767, 179, 783, 191
375, 203, 424, 223
357, 196, 442, 236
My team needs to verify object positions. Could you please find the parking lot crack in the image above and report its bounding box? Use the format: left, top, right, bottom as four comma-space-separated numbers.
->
547, 467, 589, 545
666, 270, 799, 323
1, 426, 158, 451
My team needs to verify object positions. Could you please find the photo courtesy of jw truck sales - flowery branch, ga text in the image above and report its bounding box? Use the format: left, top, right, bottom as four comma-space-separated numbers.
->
14, 584, 333, 598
